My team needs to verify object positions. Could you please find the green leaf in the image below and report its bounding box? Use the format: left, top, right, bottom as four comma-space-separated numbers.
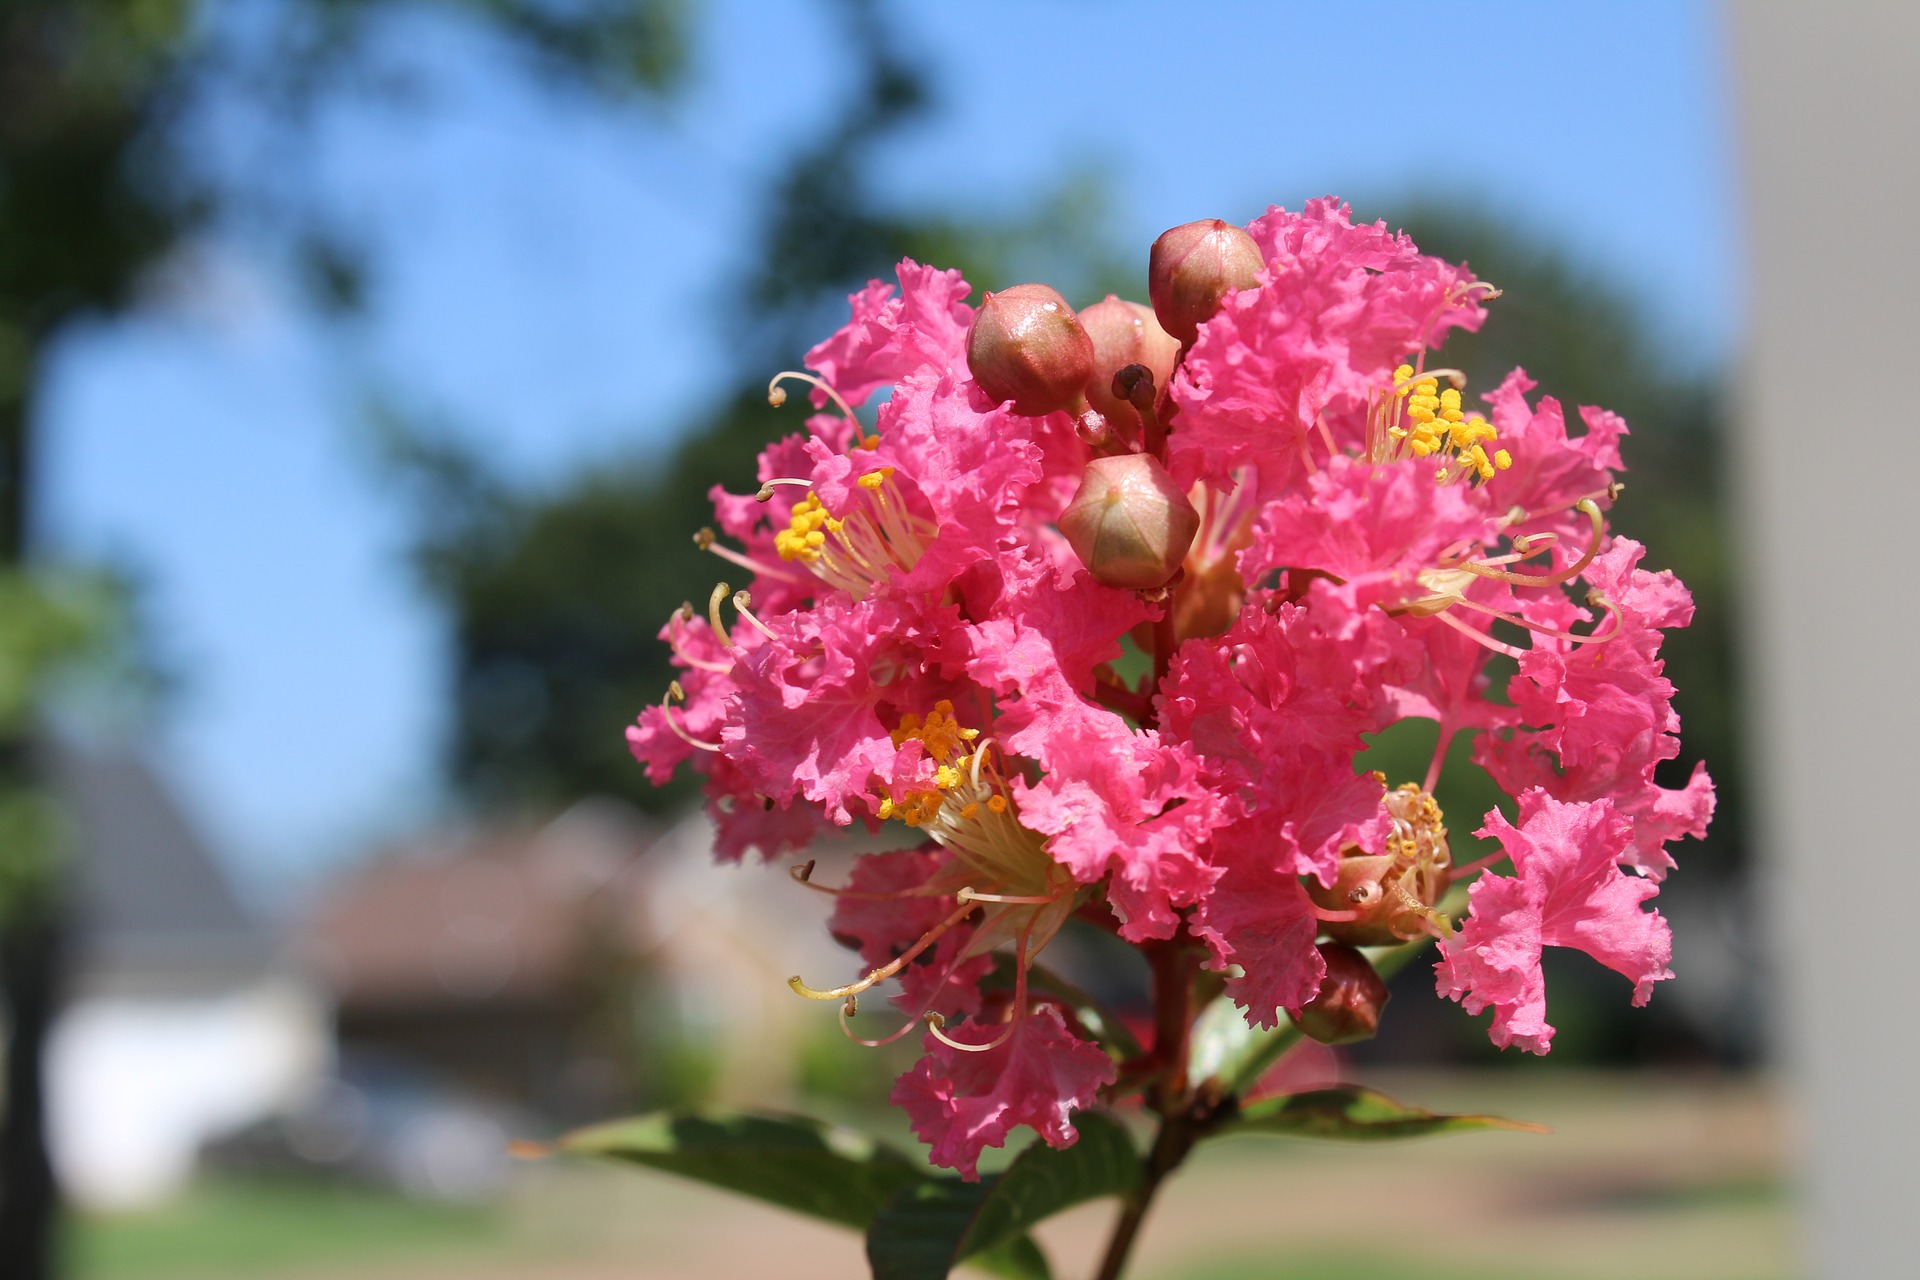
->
866, 1111, 1142, 1280
553, 1110, 927, 1229
1226, 1086, 1548, 1142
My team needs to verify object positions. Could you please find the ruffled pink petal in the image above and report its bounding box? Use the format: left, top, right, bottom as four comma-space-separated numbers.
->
891, 1005, 1116, 1181
1162, 605, 1393, 884
1481, 369, 1625, 541
1190, 830, 1325, 1028
1241, 455, 1502, 620
828, 848, 989, 1019
722, 593, 966, 824
804, 260, 974, 408
1437, 791, 1673, 1055
1170, 199, 1486, 496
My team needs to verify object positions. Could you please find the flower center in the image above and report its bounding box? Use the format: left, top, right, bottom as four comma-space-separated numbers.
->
877, 703, 1063, 901
1370, 365, 1513, 483
770, 468, 934, 600
1312, 782, 1456, 943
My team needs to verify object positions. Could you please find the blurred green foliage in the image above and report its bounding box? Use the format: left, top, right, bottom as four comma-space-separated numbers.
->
387, 0, 1134, 813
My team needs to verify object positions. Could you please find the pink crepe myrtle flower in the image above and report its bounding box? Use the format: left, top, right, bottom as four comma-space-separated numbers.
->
893, 1002, 1117, 1182
626, 202, 1713, 1176
1436, 791, 1674, 1055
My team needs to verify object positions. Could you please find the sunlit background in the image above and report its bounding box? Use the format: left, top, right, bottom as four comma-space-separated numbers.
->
0, 1, 1827, 1277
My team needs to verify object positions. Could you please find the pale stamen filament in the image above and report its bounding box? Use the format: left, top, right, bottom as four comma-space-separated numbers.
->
707, 583, 736, 649
836, 945, 981, 1048
665, 603, 733, 673
839, 1000, 933, 1048
924, 923, 1032, 1055
1458, 500, 1604, 587
787, 897, 980, 1001
1394, 366, 1466, 392
1447, 591, 1623, 646
767, 370, 860, 425
956, 888, 1060, 906
659, 682, 721, 752
694, 527, 808, 585
755, 477, 815, 503
1510, 485, 1620, 528
731, 590, 778, 641
787, 860, 936, 901
1435, 608, 1528, 659
1391, 878, 1453, 940
1448, 851, 1510, 883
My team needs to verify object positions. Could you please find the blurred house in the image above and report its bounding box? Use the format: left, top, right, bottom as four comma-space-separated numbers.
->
298, 801, 653, 1124
296, 802, 866, 1123
45, 744, 330, 1212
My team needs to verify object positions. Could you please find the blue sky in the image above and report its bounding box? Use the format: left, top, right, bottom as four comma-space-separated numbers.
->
35, 0, 1739, 901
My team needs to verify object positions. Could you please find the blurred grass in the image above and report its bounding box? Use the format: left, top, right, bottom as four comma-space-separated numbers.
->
64, 1075, 1794, 1280
69, 1177, 510, 1279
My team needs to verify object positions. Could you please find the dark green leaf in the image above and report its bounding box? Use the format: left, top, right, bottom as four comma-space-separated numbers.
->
968, 1234, 1052, 1280
1227, 1086, 1548, 1142
555, 1110, 927, 1229
866, 1111, 1141, 1279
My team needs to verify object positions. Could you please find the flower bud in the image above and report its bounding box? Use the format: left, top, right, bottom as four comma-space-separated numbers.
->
1059, 454, 1200, 591
966, 283, 1095, 416
1310, 785, 1452, 945
1148, 218, 1264, 345
1077, 295, 1180, 442
1287, 943, 1390, 1045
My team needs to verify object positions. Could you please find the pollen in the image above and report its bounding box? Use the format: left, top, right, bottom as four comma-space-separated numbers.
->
752, 468, 932, 599
776, 493, 834, 563
1376, 365, 1514, 482
890, 700, 980, 763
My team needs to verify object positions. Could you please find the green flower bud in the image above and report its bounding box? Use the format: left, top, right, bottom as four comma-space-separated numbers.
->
1148, 218, 1264, 345
966, 283, 1095, 416
1059, 454, 1200, 591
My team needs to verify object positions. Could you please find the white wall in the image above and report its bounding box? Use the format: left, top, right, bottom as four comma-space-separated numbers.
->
1727, 6, 1920, 1276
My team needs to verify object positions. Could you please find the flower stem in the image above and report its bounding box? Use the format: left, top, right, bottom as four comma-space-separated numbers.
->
1094, 1111, 1196, 1280
1097, 936, 1202, 1279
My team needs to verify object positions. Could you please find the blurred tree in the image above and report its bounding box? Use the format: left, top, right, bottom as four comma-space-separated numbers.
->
388, 0, 1132, 816
1394, 209, 1740, 882
0, 1, 688, 1273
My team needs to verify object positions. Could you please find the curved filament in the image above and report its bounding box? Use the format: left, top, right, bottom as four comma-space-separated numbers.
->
767, 371, 860, 425
659, 683, 721, 752
787, 897, 978, 1001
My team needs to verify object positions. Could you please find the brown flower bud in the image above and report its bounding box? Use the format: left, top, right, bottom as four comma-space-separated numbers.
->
965, 283, 1095, 416
1059, 454, 1200, 591
1309, 785, 1452, 946
1077, 295, 1180, 443
1287, 943, 1390, 1045
1148, 218, 1264, 345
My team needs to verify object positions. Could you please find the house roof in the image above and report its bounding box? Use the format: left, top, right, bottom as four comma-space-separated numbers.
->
47, 742, 276, 996
298, 799, 654, 1011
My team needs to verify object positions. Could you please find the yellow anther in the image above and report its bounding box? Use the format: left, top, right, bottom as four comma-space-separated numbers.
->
1494, 448, 1513, 470
776, 493, 836, 563
856, 467, 895, 491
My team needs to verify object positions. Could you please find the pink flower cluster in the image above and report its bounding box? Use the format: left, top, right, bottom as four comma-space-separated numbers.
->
628, 199, 1712, 1178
